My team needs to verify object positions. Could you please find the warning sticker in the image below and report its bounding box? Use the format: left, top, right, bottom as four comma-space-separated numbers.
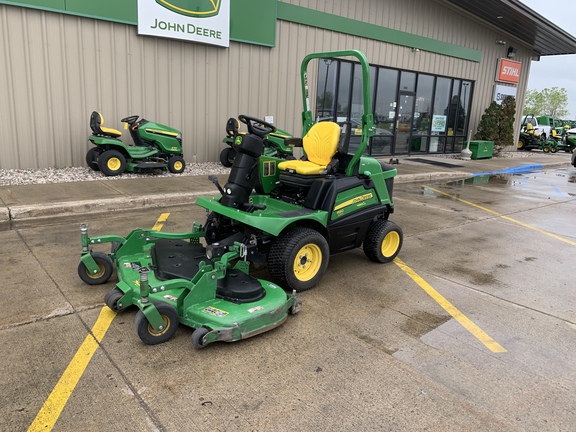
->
163, 294, 178, 302
247, 306, 264, 313
202, 306, 229, 317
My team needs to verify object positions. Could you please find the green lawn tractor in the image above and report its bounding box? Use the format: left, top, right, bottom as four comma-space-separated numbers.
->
219, 117, 295, 167
87, 112, 186, 176
76, 49, 401, 349
558, 126, 576, 153
518, 122, 555, 152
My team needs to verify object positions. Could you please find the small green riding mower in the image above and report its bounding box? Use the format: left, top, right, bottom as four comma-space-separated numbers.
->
87, 112, 186, 176
558, 126, 576, 153
219, 117, 295, 167
77, 50, 401, 348
517, 122, 555, 152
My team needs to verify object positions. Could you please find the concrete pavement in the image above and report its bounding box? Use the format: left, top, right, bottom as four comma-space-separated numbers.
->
0, 152, 573, 225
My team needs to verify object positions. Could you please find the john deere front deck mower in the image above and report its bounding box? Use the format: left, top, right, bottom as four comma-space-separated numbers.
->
77, 50, 401, 349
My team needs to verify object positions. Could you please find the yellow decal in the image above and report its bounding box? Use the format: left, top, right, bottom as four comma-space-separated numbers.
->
334, 193, 373, 211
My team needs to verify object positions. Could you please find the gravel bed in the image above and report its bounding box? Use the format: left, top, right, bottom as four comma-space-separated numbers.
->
0, 151, 544, 186
0, 162, 231, 186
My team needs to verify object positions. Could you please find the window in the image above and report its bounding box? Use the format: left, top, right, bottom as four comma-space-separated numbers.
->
315, 60, 473, 156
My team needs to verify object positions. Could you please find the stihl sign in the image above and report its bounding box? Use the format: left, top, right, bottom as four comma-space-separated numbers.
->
497, 59, 521, 84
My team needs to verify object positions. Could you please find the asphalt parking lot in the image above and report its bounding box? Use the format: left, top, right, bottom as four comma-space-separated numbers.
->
1, 166, 575, 431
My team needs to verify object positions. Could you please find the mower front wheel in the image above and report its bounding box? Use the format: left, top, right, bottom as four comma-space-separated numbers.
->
104, 287, 128, 312
268, 227, 329, 292
168, 155, 186, 173
363, 220, 403, 263
134, 301, 179, 345
98, 150, 126, 176
77, 252, 114, 285
191, 327, 210, 349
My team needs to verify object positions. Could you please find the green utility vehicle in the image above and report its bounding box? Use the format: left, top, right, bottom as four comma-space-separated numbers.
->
77, 50, 401, 349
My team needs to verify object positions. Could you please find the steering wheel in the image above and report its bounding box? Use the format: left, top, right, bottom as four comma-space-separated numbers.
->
120, 115, 140, 125
238, 115, 276, 137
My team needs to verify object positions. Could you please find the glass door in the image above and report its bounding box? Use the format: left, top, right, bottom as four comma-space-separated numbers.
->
394, 92, 415, 154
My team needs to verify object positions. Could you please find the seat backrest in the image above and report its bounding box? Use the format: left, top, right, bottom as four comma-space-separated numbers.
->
90, 111, 122, 137
302, 122, 341, 166
526, 123, 534, 134
90, 111, 104, 135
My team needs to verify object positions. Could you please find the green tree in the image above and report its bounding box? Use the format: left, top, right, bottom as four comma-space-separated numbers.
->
498, 96, 516, 147
474, 97, 516, 153
523, 87, 569, 118
475, 101, 500, 142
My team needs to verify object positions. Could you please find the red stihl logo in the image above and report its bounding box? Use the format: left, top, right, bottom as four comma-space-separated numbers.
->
497, 59, 521, 84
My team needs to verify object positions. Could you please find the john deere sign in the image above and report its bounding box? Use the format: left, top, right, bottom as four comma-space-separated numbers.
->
138, 0, 230, 47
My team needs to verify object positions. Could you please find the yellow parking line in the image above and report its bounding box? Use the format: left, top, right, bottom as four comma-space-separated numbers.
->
394, 258, 507, 353
27, 307, 116, 431
28, 213, 170, 431
425, 186, 576, 246
152, 212, 170, 231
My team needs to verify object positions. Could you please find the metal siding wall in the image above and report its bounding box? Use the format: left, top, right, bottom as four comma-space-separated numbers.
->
0, 1, 535, 169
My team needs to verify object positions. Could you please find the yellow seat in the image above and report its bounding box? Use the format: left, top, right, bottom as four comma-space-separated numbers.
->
277, 122, 340, 175
90, 111, 122, 137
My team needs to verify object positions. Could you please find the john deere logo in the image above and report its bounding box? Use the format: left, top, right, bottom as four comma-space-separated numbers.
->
156, 0, 221, 18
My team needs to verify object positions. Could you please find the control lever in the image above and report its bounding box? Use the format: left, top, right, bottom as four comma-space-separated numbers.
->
208, 175, 225, 196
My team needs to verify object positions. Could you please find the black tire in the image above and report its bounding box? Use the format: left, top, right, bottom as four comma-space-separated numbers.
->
363, 220, 403, 263
220, 147, 236, 167
134, 301, 179, 345
191, 327, 210, 349
267, 227, 329, 292
550, 145, 557, 153
77, 252, 114, 285
98, 150, 126, 176
86, 148, 101, 171
517, 137, 526, 150
104, 287, 128, 312
543, 146, 550, 153
167, 155, 185, 173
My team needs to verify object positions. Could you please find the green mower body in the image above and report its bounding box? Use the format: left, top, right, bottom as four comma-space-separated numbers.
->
87, 112, 185, 176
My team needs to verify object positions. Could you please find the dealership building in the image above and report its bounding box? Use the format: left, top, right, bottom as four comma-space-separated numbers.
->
1, 0, 576, 169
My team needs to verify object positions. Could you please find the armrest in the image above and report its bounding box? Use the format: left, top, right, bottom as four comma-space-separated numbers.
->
284, 137, 303, 147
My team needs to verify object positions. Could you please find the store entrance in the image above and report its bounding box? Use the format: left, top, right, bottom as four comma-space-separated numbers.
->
394, 92, 415, 154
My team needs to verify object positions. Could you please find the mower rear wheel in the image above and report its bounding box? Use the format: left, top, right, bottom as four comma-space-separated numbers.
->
268, 227, 329, 292
86, 148, 101, 171
363, 220, 403, 263
220, 147, 236, 167
98, 150, 126, 176
517, 137, 526, 150
77, 252, 114, 285
191, 327, 210, 349
104, 288, 128, 312
550, 146, 557, 153
134, 301, 179, 345
168, 155, 186, 173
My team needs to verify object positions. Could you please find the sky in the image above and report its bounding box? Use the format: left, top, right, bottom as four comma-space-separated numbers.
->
520, 0, 576, 117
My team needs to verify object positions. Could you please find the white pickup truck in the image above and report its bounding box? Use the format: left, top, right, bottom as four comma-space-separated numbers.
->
521, 115, 553, 140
